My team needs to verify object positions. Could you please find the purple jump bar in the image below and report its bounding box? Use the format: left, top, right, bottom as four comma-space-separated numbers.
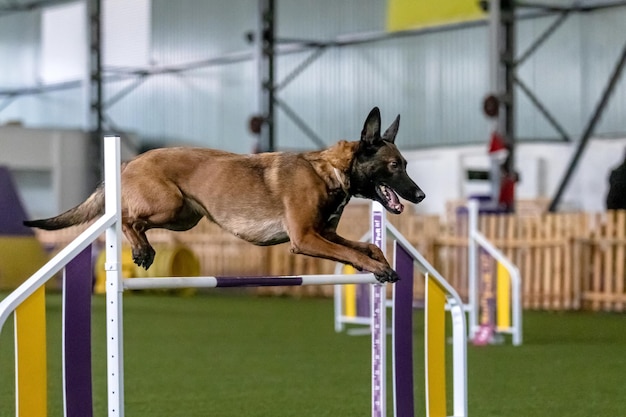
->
122, 274, 378, 290
214, 276, 303, 287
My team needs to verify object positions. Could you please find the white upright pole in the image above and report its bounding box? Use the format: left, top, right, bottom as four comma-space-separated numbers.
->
371, 201, 386, 417
104, 136, 124, 417
334, 282, 344, 332
467, 199, 479, 340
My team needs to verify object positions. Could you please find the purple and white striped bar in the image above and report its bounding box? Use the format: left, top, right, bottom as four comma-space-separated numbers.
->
122, 273, 379, 290
371, 202, 386, 417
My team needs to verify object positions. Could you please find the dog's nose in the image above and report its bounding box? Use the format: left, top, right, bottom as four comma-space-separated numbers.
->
415, 189, 425, 203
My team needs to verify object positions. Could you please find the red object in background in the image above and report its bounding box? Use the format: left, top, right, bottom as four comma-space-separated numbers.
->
498, 172, 516, 211
488, 131, 507, 155
488, 131, 517, 212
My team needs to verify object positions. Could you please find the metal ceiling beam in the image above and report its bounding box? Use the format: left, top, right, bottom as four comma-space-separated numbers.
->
5, 1, 624, 98
516, 0, 626, 13
0, 79, 81, 96
514, 75, 571, 142
273, 97, 326, 149
514, 9, 570, 67
274, 47, 326, 93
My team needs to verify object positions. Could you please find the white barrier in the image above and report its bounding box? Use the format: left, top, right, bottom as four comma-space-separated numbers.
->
467, 199, 523, 346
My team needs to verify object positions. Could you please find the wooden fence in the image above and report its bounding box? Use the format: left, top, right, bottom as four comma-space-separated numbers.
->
578, 210, 626, 312
30, 204, 626, 312
434, 210, 590, 310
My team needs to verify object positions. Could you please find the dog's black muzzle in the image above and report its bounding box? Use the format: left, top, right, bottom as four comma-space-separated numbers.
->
410, 187, 426, 204
396, 182, 425, 205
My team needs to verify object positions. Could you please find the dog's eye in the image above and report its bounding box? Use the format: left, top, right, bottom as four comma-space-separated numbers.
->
389, 161, 399, 169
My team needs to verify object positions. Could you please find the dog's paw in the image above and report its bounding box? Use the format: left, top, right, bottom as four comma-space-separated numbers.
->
132, 246, 156, 270
374, 267, 399, 283
368, 244, 389, 264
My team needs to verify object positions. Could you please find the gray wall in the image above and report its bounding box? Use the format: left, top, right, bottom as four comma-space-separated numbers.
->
1, 1, 626, 153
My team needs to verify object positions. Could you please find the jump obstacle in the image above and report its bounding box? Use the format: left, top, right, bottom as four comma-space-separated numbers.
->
335, 199, 522, 347
0, 136, 468, 417
466, 199, 522, 346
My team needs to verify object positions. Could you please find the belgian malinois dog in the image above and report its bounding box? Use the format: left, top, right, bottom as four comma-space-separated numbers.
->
25, 107, 425, 282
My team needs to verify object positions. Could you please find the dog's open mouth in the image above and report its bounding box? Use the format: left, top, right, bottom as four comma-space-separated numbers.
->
377, 184, 404, 214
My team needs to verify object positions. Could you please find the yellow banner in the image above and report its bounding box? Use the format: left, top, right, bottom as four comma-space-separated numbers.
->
387, 0, 485, 32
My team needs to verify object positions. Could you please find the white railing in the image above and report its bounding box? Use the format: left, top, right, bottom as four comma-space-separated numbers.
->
467, 199, 523, 346
0, 137, 120, 336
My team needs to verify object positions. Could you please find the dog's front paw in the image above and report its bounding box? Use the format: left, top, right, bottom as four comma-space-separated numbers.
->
368, 244, 389, 264
374, 267, 399, 283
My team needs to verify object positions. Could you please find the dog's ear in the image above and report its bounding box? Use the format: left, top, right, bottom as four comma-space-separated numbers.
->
382, 115, 400, 143
361, 107, 381, 144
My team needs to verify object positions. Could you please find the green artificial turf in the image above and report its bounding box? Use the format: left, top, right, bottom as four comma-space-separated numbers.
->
1, 292, 626, 417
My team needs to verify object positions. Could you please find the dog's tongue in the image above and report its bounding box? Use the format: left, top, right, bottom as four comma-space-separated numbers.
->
383, 186, 404, 213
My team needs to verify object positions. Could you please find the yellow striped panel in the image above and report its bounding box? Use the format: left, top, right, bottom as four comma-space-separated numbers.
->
425, 274, 447, 417
386, 0, 484, 32
343, 265, 357, 317
344, 284, 356, 317
15, 286, 47, 417
497, 262, 511, 330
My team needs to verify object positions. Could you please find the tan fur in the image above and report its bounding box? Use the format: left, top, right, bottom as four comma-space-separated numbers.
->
25, 108, 424, 282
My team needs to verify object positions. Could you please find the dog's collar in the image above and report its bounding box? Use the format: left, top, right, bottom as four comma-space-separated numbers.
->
333, 167, 349, 195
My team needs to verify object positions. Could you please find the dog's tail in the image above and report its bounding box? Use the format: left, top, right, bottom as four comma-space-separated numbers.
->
23, 184, 105, 230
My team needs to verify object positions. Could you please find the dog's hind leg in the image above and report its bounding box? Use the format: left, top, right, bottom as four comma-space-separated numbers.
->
122, 220, 155, 269
120, 178, 199, 269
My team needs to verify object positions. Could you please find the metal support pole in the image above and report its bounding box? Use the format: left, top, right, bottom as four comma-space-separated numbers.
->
514, 10, 569, 67
488, 0, 502, 127
514, 75, 571, 142
86, 0, 104, 186
502, 0, 516, 176
273, 97, 327, 149
487, 0, 516, 210
256, 0, 275, 152
487, 0, 503, 205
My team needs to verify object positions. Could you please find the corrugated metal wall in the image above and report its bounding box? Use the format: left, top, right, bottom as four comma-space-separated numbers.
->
103, 0, 258, 151
0, 11, 39, 88
580, 7, 626, 136
275, 26, 490, 150
1, 1, 626, 153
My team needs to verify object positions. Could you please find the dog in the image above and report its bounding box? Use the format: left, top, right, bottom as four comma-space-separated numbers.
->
24, 107, 425, 283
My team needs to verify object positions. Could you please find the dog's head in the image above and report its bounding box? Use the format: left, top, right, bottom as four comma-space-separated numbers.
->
350, 107, 425, 214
